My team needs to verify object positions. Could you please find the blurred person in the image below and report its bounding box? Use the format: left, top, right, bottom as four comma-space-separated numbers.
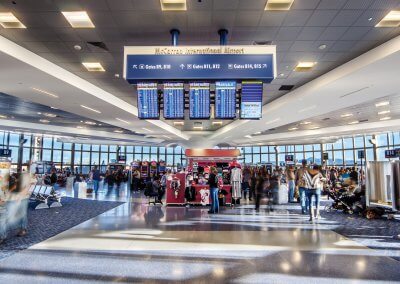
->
131, 167, 141, 192
208, 167, 219, 214
286, 165, 296, 203
152, 175, 164, 203
90, 166, 101, 195
50, 169, 57, 186
242, 167, 251, 200
295, 160, 309, 214
249, 168, 256, 202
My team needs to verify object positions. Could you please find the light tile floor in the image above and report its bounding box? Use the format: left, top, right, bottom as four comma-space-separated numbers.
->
0, 183, 399, 283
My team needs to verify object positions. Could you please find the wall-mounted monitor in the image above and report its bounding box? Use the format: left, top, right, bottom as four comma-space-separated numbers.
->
137, 82, 159, 119
163, 82, 185, 119
189, 82, 210, 119
240, 81, 263, 119
215, 81, 236, 119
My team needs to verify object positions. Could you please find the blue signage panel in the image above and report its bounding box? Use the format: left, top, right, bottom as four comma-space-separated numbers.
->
240, 81, 263, 119
126, 54, 274, 82
215, 81, 237, 119
137, 83, 159, 119
0, 149, 11, 157
189, 83, 210, 119
163, 82, 185, 119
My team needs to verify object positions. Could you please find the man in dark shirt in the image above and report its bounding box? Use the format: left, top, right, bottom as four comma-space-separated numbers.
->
208, 168, 219, 214
91, 166, 101, 194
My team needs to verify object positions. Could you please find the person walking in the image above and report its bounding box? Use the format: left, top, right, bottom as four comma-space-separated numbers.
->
286, 165, 296, 203
255, 169, 267, 211
295, 160, 309, 214
208, 167, 219, 214
303, 164, 324, 221
91, 166, 101, 195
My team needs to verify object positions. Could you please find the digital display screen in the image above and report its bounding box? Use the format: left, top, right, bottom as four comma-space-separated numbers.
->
163, 82, 184, 119
215, 81, 236, 119
240, 81, 263, 119
189, 82, 210, 119
137, 82, 159, 119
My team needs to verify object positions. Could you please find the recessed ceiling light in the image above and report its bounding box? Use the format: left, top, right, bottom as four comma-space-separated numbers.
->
43, 113, 57, 118
31, 87, 59, 98
294, 62, 317, 72
50, 106, 58, 110
0, 115, 7, 119
160, 0, 187, 11
193, 126, 203, 130
368, 17, 373, 22
62, 11, 95, 28
80, 105, 101, 113
265, 0, 294, 11
310, 126, 320, 130
142, 127, 153, 133
254, 131, 262, 135
279, 73, 285, 77
318, 44, 327, 50
244, 135, 252, 139
114, 130, 124, 133
300, 121, 311, 125
0, 12, 26, 28
76, 126, 85, 129
378, 110, 391, 115
74, 45, 82, 51
376, 10, 400, 27
375, 101, 389, 107
116, 118, 130, 124
341, 113, 353, 118
380, 116, 391, 121
288, 127, 298, 131
82, 62, 105, 72
174, 121, 184, 126
84, 121, 96, 125
163, 135, 172, 139
212, 121, 223, 125
348, 121, 359, 125
39, 119, 50, 123
114, 74, 120, 78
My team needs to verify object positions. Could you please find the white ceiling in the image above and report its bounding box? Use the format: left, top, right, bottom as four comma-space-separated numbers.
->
0, 0, 399, 147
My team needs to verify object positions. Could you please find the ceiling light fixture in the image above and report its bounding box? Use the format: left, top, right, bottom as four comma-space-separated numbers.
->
43, 113, 57, 118
0, 12, 26, 28
0, 115, 7, 119
174, 121, 184, 126
376, 10, 400, 27
76, 126, 85, 129
84, 121, 96, 125
254, 131, 262, 135
375, 101, 389, 107
116, 118, 130, 124
378, 110, 391, 115
380, 116, 391, 121
160, 0, 187, 11
300, 121, 311, 125
193, 126, 203, 130
163, 135, 172, 139
212, 121, 223, 125
39, 119, 50, 123
114, 130, 124, 133
294, 62, 317, 72
341, 113, 353, 118
265, 0, 294, 11
31, 87, 59, 98
50, 106, 58, 110
310, 126, 320, 130
82, 62, 105, 72
80, 105, 101, 113
288, 127, 298, 131
318, 44, 327, 50
62, 11, 95, 28
244, 135, 252, 139
348, 121, 359, 125
142, 127, 153, 133
74, 45, 82, 51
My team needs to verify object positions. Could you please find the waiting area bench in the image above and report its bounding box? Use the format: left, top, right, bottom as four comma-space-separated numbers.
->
29, 184, 62, 210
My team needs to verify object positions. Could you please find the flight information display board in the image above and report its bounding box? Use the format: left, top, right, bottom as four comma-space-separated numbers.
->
137, 83, 159, 119
189, 82, 210, 119
215, 81, 236, 119
240, 81, 263, 119
163, 82, 184, 119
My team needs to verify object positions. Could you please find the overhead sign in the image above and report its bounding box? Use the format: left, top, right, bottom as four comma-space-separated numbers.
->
124, 45, 276, 83
0, 149, 11, 157
189, 82, 210, 119
385, 149, 400, 158
358, 150, 365, 159
285, 155, 294, 162
163, 82, 184, 119
240, 81, 263, 119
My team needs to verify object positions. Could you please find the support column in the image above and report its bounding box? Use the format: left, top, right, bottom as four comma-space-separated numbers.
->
170, 29, 180, 46
17, 134, 24, 173
218, 29, 228, 46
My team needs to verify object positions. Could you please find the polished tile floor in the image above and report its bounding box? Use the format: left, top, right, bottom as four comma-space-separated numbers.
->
0, 183, 399, 283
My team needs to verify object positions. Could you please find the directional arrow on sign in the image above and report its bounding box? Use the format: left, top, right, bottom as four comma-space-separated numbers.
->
180, 64, 185, 69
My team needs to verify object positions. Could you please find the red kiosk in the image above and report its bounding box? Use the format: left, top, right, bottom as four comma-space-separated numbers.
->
165, 149, 241, 206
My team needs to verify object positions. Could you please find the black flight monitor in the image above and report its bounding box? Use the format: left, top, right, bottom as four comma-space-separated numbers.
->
240, 81, 263, 119
137, 82, 159, 119
189, 82, 210, 119
163, 82, 184, 119
215, 81, 237, 119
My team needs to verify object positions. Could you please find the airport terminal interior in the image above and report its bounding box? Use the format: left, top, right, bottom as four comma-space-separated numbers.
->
1, 0, 400, 283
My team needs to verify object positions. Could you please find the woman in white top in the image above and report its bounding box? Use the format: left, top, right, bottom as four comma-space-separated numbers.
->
303, 164, 324, 221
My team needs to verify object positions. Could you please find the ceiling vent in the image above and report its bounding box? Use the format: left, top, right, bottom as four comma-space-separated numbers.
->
279, 85, 294, 91
253, 40, 273, 45
359, 119, 369, 123
322, 118, 330, 121
87, 41, 109, 52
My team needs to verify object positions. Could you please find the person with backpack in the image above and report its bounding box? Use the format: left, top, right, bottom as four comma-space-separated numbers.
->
208, 167, 219, 214
303, 164, 324, 221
